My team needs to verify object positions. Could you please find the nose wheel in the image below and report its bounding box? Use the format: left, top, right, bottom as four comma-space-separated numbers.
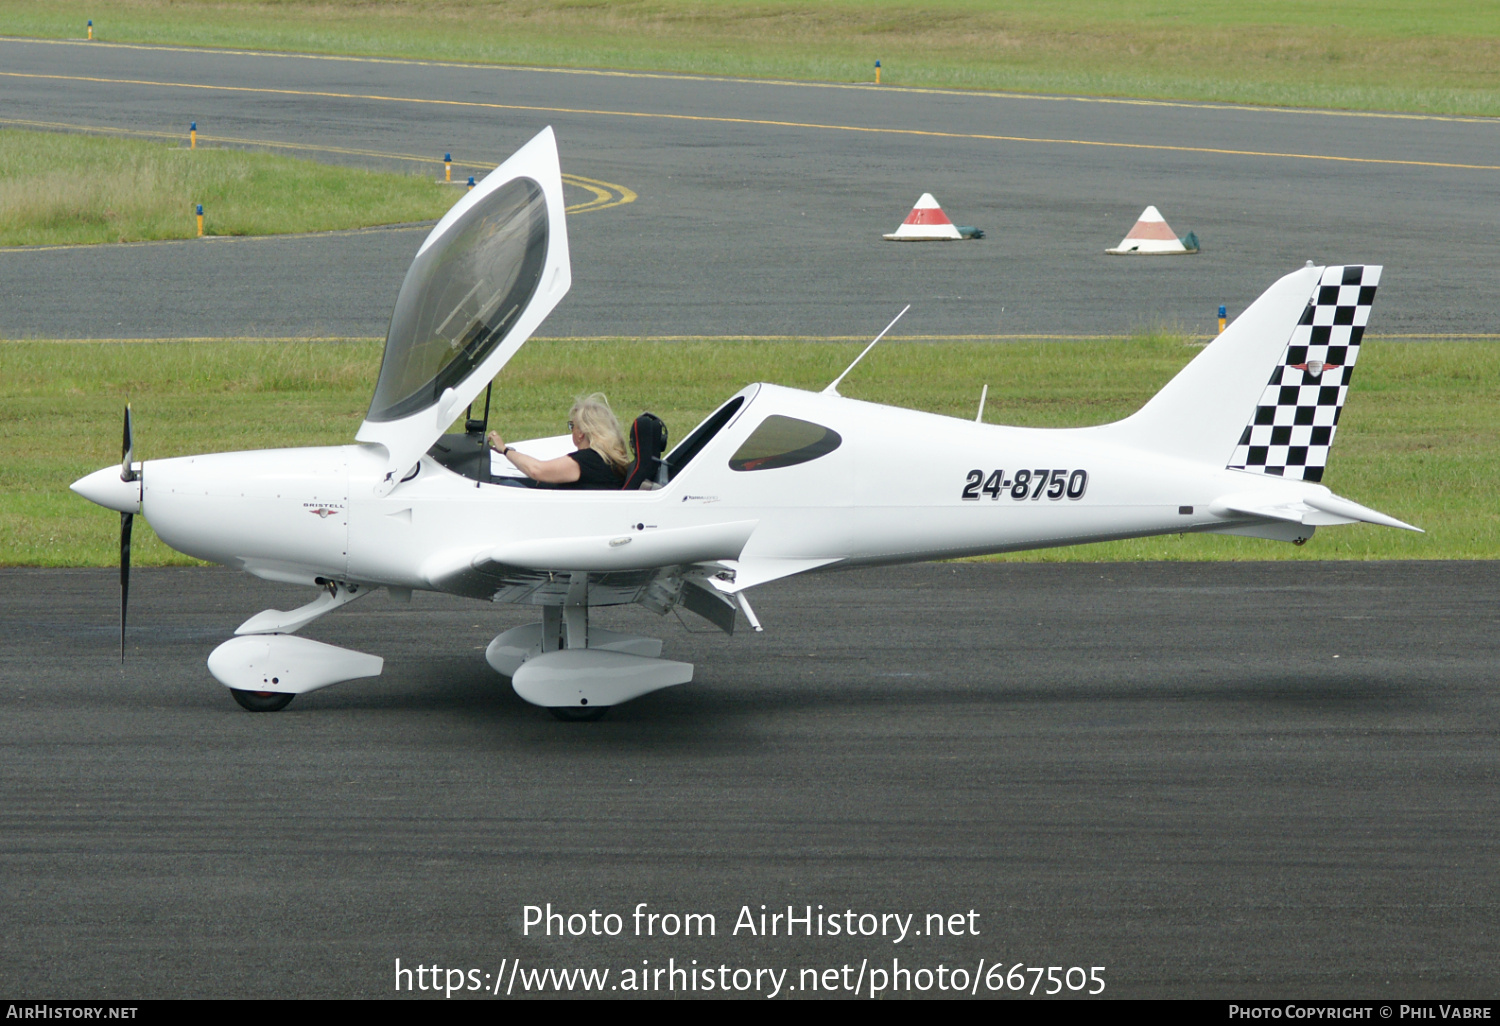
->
230, 689, 295, 712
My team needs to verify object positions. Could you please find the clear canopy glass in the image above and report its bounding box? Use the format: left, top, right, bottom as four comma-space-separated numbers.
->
366, 177, 548, 422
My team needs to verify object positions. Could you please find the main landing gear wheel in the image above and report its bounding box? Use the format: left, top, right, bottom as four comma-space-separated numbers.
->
549, 705, 611, 723
230, 689, 295, 713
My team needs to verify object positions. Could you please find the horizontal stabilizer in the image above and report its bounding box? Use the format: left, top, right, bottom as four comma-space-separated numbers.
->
1305, 493, 1422, 533
1205, 520, 1315, 544
1213, 492, 1421, 533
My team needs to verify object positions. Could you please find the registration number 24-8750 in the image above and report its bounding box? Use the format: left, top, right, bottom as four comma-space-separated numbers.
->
961, 468, 1089, 501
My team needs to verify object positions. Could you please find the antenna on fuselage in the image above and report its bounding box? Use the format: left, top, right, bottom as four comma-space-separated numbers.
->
975, 383, 988, 423
822, 304, 910, 397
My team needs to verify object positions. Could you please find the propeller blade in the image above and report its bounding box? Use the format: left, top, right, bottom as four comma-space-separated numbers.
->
120, 511, 132, 663
121, 403, 136, 482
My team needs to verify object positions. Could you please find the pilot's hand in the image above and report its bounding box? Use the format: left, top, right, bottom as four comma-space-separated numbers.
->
487, 430, 506, 453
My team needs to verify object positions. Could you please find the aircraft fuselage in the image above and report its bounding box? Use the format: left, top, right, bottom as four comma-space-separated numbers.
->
135, 382, 1316, 594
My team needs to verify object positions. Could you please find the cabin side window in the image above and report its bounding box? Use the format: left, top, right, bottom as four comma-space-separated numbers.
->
728, 416, 841, 472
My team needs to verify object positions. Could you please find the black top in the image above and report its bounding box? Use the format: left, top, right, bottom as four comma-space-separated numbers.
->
568, 448, 625, 489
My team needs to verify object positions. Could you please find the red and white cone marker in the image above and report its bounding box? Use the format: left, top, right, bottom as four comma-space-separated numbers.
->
884, 193, 963, 241
1106, 205, 1199, 255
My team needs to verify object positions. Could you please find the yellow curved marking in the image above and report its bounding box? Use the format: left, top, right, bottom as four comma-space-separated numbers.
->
4, 36, 1498, 127
563, 173, 637, 213
2, 71, 1496, 173
562, 176, 611, 212
0, 115, 636, 215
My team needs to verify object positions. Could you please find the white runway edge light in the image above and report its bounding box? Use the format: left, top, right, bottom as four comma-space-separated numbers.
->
1107, 205, 1198, 255
883, 193, 982, 241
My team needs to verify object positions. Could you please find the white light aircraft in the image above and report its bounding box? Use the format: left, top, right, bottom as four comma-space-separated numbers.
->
72, 127, 1420, 720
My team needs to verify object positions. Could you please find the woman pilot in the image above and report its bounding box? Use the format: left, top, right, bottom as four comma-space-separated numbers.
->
487, 393, 629, 489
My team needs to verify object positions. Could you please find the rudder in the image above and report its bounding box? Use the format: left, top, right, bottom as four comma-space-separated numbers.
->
1226, 264, 1380, 482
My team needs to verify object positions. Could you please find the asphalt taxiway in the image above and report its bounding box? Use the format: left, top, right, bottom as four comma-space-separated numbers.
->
2, 37, 1498, 340
2, 562, 1497, 997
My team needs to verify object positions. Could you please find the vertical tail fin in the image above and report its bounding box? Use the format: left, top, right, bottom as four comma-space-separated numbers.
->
1101, 264, 1381, 477
1225, 265, 1379, 482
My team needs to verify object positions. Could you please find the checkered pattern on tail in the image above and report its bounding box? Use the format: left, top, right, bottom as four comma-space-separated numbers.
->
1226, 264, 1380, 483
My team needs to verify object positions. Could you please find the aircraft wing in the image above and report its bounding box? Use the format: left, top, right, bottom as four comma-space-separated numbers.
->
423, 558, 745, 635
483, 520, 759, 572
420, 520, 760, 632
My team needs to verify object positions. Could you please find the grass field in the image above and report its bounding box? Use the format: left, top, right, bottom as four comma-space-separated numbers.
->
0, 129, 456, 246
2, 336, 1491, 567
1, 1, 1497, 116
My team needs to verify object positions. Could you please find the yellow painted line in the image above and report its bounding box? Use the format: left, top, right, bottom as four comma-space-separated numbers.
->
3, 35, 1497, 127
0, 337, 382, 344
3, 70, 1495, 173
0, 223, 434, 255
0, 116, 637, 214
559, 174, 637, 214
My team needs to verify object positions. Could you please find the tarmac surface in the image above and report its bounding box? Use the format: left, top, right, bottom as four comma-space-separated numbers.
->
2, 37, 1499, 340
3, 562, 1498, 998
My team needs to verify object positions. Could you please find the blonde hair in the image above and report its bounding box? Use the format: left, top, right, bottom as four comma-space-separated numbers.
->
570, 393, 629, 473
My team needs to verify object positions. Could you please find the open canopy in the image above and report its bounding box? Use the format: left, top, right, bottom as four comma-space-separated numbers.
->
367, 178, 548, 422
356, 126, 572, 482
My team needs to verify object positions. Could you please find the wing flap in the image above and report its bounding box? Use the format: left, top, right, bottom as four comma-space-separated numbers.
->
706, 556, 843, 594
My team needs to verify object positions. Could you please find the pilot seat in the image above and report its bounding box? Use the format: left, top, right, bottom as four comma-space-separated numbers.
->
621, 412, 669, 490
